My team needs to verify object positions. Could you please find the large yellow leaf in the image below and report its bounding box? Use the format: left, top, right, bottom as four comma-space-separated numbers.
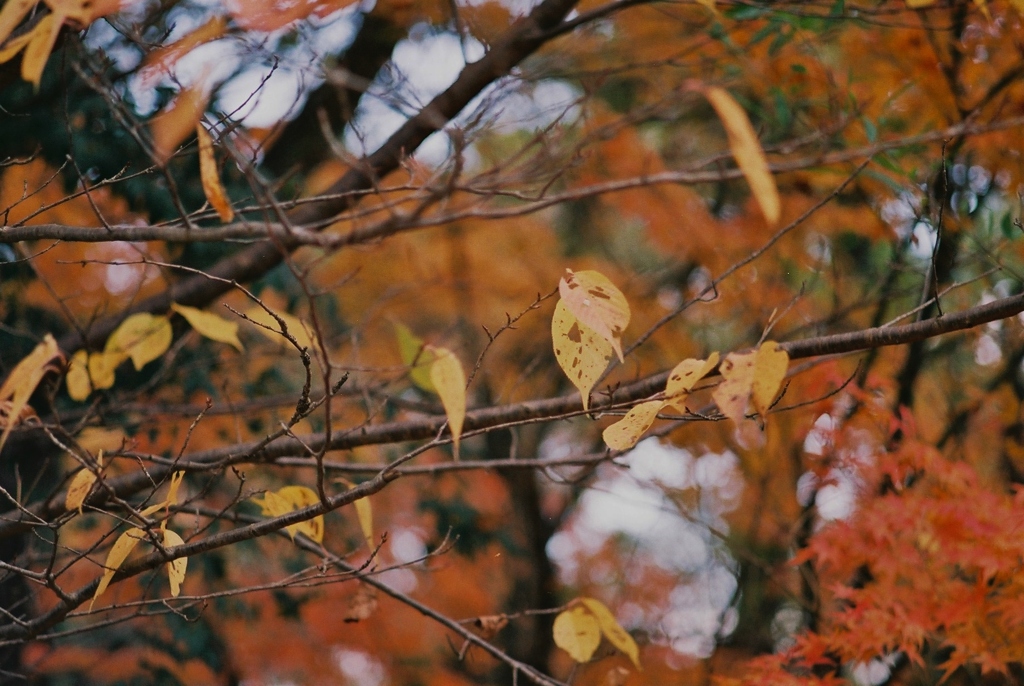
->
580, 597, 641, 669
196, 125, 234, 222
705, 86, 781, 226
163, 528, 187, 597
253, 485, 324, 543
751, 341, 788, 416
105, 313, 172, 371
602, 400, 665, 451
553, 605, 602, 664
0, 334, 62, 454
558, 269, 630, 362
428, 346, 466, 458
394, 321, 436, 392
171, 303, 243, 351
20, 12, 60, 88
552, 300, 614, 411
91, 527, 145, 610
664, 352, 719, 411
244, 306, 317, 351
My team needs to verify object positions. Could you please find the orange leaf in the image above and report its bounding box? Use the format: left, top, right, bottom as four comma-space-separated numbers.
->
151, 83, 209, 164
196, 125, 234, 222
704, 86, 781, 225
138, 15, 227, 89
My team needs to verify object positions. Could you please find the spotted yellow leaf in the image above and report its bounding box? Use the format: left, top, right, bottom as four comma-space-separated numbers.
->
603, 400, 665, 451
558, 269, 630, 362
552, 300, 614, 411
664, 352, 720, 411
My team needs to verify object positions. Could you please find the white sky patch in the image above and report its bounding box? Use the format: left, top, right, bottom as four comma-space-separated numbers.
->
334, 648, 388, 686
389, 527, 428, 564
548, 439, 744, 657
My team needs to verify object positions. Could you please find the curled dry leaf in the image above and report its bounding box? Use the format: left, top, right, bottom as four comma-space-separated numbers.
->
704, 86, 781, 226
474, 614, 509, 639
253, 485, 324, 543
553, 605, 602, 664
552, 300, 614, 411
172, 303, 243, 351
558, 269, 630, 361
603, 400, 665, 451
91, 527, 145, 610
163, 529, 187, 597
196, 125, 235, 222
344, 584, 378, 623
105, 313, 172, 371
428, 346, 466, 458
580, 597, 641, 669
0, 334, 63, 454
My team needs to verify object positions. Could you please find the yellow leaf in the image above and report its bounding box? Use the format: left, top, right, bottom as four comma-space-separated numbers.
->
21, 13, 61, 89
552, 300, 614, 411
428, 346, 466, 458
553, 605, 601, 664
580, 597, 641, 669
163, 528, 186, 597
0, 334, 62, 454
196, 125, 235, 222
87, 351, 119, 390
77, 427, 124, 454
171, 303, 243, 351
253, 485, 324, 543
905, 0, 935, 6
166, 470, 185, 506
1010, 0, 1024, 14
664, 352, 720, 410
602, 400, 665, 451
704, 86, 781, 225
711, 349, 758, 425
354, 496, 374, 550
66, 349, 92, 401
558, 269, 631, 362
0, 0, 35, 47
91, 527, 145, 610
151, 82, 209, 164
244, 306, 316, 351
65, 468, 97, 515
105, 313, 172, 371
751, 341, 788, 416
394, 321, 436, 392
0, 29, 32, 64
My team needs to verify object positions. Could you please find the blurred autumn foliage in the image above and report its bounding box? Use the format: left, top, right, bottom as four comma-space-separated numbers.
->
3, 0, 1024, 684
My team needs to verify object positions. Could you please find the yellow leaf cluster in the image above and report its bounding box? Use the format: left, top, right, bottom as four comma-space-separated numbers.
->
711, 341, 788, 425
553, 597, 641, 669
253, 485, 325, 543
0, 334, 63, 453
68, 314, 173, 401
